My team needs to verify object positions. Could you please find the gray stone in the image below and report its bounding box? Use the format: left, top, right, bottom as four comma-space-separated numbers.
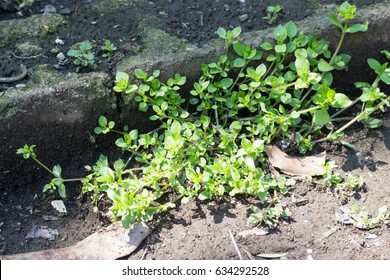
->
42, 4, 56, 14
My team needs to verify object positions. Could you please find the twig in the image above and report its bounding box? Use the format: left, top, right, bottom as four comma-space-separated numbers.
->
243, 249, 256, 260
140, 236, 150, 260
0, 64, 28, 83
228, 229, 243, 260
12, 52, 42, 59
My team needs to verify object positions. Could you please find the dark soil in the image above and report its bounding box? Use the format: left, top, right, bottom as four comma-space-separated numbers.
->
1, 0, 390, 260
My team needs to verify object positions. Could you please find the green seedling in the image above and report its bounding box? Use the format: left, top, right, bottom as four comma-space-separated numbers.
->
67, 40, 97, 72
16, 145, 82, 198
101, 39, 117, 58
17, 2, 389, 229
350, 205, 389, 229
16, 0, 34, 9
263, 5, 283, 24
248, 203, 291, 228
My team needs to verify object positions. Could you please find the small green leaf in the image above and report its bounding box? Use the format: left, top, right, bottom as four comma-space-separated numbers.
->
331, 93, 352, 108
233, 58, 246, 67
285, 21, 297, 38
275, 44, 286, 53
134, 69, 147, 80
98, 115, 107, 127
114, 159, 125, 171
216, 27, 227, 38
233, 42, 245, 56
327, 13, 343, 29
57, 183, 66, 198
313, 108, 330, 126
290, 111, 301, 119
231, 26, 242, 38
274, 25, 287, 42
198, 191, 211, 201
367, 58, 383, 74
380, 72, 390, 84
340, 140, 355, 150
261, 42, 273, 51
346, 21, 368, 33
361, 117, 384, 129
52, 165, 62, 177
220, 78, 233, 88
318, 59, 334, 72
229, 121, 242, 131
139, 102, 148, 112
94, 127, 102, 134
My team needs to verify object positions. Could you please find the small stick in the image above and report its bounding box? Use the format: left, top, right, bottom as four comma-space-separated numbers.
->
243, 249, 256, 260
140, 236, 150, 260
0, 64, 28, 83
228, 229, 243, 260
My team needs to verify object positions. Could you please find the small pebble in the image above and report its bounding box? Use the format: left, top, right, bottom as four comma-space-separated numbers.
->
59, 7, 72, 15
56, 52, 66, 61
239, 14, 248, 22
42, 4, 56, 14
51, 200, 67, 214
55, 38, 65, 45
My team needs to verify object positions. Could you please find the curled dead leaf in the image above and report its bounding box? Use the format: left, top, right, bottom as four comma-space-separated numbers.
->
265, 145, 326, 176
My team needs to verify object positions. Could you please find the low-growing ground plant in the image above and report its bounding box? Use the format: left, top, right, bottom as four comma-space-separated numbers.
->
67, 40, 97, 72
101, 39, 117, 58
263, 5, 283, 24
18, 2, 390, 229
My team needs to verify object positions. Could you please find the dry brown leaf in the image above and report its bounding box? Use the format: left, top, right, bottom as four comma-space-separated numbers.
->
265, 145, 326, 176
0, 222, 151, 260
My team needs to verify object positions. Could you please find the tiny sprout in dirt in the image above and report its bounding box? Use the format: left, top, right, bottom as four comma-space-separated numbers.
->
18, 2, 390, 229
101, 39, 117, 58
263, 5, 283, 24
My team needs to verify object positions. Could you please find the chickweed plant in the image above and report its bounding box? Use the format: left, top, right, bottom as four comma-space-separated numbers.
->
263, 5, 283, 24
18, 2, 390, 228
67, 40, 97, 72
101, 39, 117, 58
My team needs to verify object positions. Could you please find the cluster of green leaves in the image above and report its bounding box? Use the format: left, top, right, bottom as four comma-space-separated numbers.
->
16, 145, 66, 198
67, 39, 117, 71
67, 41, 97, 72
101, 39, 117, 58
17, 2, 390, 229
263, 5, 283, 24
16, 0, 34, 9
350, 205, 389, 229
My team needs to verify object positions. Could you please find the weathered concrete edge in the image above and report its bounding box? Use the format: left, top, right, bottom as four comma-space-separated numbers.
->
115, 0, 390, 80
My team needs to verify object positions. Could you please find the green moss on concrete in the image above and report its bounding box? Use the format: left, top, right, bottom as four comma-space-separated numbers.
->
15, 42, 43, 56
0, 13, 66, 48
0, 65, 113, 120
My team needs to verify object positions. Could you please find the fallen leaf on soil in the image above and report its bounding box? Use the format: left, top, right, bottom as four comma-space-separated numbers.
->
51, 200, 67, 213
238, 228, 269, 238
26, 225, 58, 241
339, 206, 366, 229
265, 145, 326, 176
0, 222, 151, 260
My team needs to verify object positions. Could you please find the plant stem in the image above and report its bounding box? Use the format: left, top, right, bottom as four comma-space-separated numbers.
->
330, 26, 347, 65
330, 116, 354, 122
63, 178, 84, 182
297, 105, 321, 115
314, 95, 390, 143
330, 98, 360, 119
32, 158, 58, 178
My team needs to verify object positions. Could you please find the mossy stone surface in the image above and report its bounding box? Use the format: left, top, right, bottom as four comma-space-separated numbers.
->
0, 13, 66, 48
